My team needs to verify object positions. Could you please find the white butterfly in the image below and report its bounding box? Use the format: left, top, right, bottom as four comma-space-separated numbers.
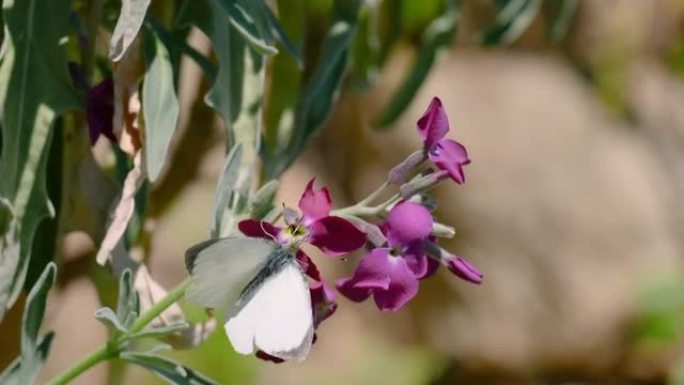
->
185, 237, 314, 361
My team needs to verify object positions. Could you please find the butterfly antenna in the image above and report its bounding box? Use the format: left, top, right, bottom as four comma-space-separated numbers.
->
259, 220, 277, 242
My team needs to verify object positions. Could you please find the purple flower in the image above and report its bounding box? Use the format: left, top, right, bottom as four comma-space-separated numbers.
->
336, 201, 435, 311
239, 179, 366, 256
417, 97, 470, 184
86, 78, 116, 145
445, 255, 483, 284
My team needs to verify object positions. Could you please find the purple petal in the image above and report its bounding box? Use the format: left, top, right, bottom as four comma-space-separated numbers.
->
417, 97, 449, 147
345, 248, 392, 290
422, 257, 440, 280
372, 256, 420, 311
428, 139, 470, 184
402, 241, 429, 278
295, 250, 321, 281
446, 256, 483, 284
308, 216, 366, 256
387, 201, 433, 246
336, 277, 372, 302
298, 178, 332, 223
86, 78, 116, 145
310, 280, 337, 327
238, 219, 281, 241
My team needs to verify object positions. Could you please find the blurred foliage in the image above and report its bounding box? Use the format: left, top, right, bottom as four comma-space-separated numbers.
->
0, 0, 576, 383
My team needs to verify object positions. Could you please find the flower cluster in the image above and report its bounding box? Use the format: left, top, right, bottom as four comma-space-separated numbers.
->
238, 96, 482, 362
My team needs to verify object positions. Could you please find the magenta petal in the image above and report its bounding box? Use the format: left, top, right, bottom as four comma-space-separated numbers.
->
428, 139, 470, 184
345, 248, 392, 290
86, 78, 115, 145
295, 250, 321, 281
422, 257, 440, 280
417, 97, 449, 147
402, 242, 429, 278
387, 201, 433, 245
238, 219, 281, 240
446, 256, 483, 284
308, 216, 366, 256
372, 256, 420, 311
336, 277, 372, 302
298, 178, 332, 223
310, 280, 337, 327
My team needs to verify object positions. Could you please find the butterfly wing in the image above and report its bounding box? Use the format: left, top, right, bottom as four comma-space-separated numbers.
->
185, 237, 277, 316
225, 261, 314, 361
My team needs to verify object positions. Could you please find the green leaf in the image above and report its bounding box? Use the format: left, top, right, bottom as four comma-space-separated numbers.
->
375, 0, 458, 128
481, 0, 541, 46
94, 307, 128, 334
249, 179, 279, 220
110, 0, 152, 61
127, 322, 190, 340
0, 0, 80, 321
142, 27, 180, 182
120, 352, 220, 385
0, 332, 53, 385
547, 0, 578, 41
116, 269, 140, 329
214, 0, 278, 56
263, 0, 362, 179
20, 262, 56, 385
261, 3, 302, 65
210, 144, 243, 239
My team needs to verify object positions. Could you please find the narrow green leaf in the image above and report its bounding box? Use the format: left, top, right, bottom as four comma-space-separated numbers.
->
261, 4, 302, 65
264, 0, 362, 179
128, 322, 190, 340
142, 28, 180, 182
210, 144, 242, 239
249, 179, 278, 220
116, 269, 140, 329
94, 307, 128, 334
481, 0, 542, 46
213, 0, 278, 55
20, 263, 56, 385
0, 0, 80, 321
0, 332, 53, 385
375, 1, 458, 128
120, 352, 219, 385
110, 0, 152, 61
547, 0, 578, 41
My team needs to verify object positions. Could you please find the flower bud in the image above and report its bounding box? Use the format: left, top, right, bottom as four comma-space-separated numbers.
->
387, 150, 426, 185
446, 256, 483, 284
399, 170, 449, 198
431, 222, 455, 238
249, 179, 279, 218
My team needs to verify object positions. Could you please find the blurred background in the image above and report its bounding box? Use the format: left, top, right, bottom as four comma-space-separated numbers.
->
4, 0, 684, 384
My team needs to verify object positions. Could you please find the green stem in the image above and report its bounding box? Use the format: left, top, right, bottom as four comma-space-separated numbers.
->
46, 278, 191, 385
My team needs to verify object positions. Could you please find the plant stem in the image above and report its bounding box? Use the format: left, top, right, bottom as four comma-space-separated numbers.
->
46, 278, 191, 385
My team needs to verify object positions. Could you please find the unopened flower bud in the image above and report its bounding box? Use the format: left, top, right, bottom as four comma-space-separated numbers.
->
387, 150, 427, 185
399, 170, 449, 198
446, 256, 483, 284
431, 222, 455, 238
249, 179, 279, 219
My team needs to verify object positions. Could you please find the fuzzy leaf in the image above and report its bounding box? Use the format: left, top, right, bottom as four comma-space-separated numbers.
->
375, 0, 458, 127
263, 0, 362, 179
110, 0, 152, 61
128, 322, 190, 340
210, 144, 243, 239
0, 332, 53, 385
94, 307, 128, 334
116, 269, 140, 329
547, 0, 578, 41
19, 262, 56, 385
481, 0, 541, 46
0, 0, 80, 321
120, 352, 219, 385
142, 28, 180, 182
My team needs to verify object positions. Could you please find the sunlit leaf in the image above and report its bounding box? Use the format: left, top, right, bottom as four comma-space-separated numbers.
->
210, 144, 243, 239
214, 0, 278, 56
0, 0, 80, 321
110, 0, 152, 61
263, 0, 362, 179
481, 0, 541, 46
375, 0, 458, 127
95, 307, 129, 334
142, 28, 180, 182
120, 352, 220, 385
547, 0, 578, 41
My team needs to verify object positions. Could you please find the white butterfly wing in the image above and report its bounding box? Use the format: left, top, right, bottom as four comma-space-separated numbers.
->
185, 237, 276, 316
225, 262, 314, 361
